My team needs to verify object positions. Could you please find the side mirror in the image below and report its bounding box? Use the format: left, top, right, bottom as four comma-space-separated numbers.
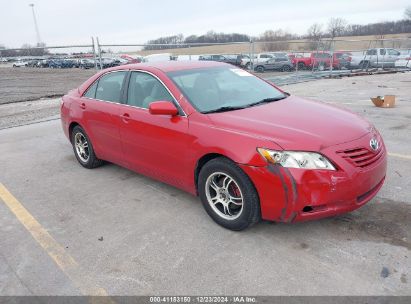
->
149, 101, 178, 116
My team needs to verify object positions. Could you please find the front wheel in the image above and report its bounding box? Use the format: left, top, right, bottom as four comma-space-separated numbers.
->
71, 125, 104, 169
282, 65, 291, 72
198, 158, 261, 230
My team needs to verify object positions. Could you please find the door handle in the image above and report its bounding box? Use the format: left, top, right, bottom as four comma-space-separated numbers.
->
121, 113, 130, 123
80, 102, 86, 110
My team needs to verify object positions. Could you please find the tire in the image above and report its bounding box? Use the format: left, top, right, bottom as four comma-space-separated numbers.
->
318, 63, 325, 71
282, 65, 291, 72
297, 62, 306, 70
198, 157, 261, 231
71, 125, 104, 169
255, 66, 265, 73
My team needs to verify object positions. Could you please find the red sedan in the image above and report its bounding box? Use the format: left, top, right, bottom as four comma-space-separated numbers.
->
61, 61, 387, 230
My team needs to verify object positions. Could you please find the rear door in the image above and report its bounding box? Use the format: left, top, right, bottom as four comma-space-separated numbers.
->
80, 71, 127, 164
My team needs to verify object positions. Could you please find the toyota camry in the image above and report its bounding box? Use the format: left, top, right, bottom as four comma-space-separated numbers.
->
61, 61, 387, 230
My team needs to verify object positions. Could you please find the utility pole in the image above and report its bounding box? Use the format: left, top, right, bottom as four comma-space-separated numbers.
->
29, 3, 42, 45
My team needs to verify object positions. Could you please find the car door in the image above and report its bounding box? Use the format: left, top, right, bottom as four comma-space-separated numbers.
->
79, 71, 127, 165
387, 49, 400, 67
365, 49, 377, 67
265, 59, 276, 70
118, 71, 191, 189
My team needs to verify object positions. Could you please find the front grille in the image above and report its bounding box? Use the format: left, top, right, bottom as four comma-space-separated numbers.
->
337, 146, 384, 168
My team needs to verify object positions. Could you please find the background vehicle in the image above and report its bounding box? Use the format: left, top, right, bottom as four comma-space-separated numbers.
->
254, 56, 294, 72
120, 54, 143, 64
176, 55, 200, 61
37, 59, 50, 68
292, 52, 332, 70
241, 53, 271, 69
12, 60, 29, 67
144, 53, 172, 62
27, 59, 41, 67
394, 50, 411, 68
199, 54, 241, 66
48, 59, 74, 68
79, 59, 96, 69
350, 48, 401, 68
291, 51, 352, 70
333, 51, 352, 69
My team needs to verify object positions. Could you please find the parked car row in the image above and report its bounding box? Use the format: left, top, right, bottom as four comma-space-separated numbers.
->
11, 56, 142, 69
236, 48, 411, 72
9, 49, 410, 71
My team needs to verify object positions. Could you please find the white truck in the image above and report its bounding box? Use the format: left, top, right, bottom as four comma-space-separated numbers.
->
350, 48, 400, 69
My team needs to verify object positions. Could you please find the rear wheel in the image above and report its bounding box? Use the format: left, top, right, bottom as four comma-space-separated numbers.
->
255, 65, 265, 73
71, 126, 104, 169
297, 62, 306, 70
198, 158, 261, 231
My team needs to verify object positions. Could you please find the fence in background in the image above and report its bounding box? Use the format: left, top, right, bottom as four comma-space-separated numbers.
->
1, 36, 410, 85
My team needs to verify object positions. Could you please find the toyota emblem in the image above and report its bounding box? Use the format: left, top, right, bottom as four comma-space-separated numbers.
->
370, 138, 379, 151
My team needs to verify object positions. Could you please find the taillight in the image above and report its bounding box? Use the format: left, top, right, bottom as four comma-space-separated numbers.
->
405, 57, 411, 60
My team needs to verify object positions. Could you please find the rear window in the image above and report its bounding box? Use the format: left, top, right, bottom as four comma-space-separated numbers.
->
95, 71, 127, 103
83, 81, 98, 98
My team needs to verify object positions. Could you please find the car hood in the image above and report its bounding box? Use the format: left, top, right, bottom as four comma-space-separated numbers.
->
207, 96, 372, 151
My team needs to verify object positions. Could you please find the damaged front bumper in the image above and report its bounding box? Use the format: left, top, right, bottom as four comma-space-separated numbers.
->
240, 134, 387, 223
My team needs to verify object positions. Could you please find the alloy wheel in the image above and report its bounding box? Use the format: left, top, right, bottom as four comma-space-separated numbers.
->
74, 132, 90, 163
205, 172, 244, 220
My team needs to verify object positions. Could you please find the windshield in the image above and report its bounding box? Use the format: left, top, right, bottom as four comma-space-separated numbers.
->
167, 66, 286, 113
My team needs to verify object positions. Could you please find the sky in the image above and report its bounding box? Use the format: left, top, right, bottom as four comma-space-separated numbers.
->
0, 0, 409, 48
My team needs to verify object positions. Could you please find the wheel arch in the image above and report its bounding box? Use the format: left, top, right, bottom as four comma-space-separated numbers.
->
194, 153, 235, 194
68, 121, 83, 142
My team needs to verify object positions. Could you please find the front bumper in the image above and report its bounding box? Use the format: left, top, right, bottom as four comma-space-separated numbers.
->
240, 133, 387, 222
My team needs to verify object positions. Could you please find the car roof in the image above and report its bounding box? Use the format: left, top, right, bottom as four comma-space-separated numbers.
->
112, 60, 227, 73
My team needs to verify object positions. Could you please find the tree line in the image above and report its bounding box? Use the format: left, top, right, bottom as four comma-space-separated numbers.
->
143, 7, 411, 50
143, 31, 250, 50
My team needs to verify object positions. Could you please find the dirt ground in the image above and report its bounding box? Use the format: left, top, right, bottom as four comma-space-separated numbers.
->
0, 67, 96, 105
0, 67, 291, 129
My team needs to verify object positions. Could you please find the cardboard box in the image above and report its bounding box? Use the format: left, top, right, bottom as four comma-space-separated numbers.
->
371, 95, 396, 108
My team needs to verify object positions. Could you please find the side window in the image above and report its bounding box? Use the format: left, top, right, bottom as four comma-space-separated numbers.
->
388, 49, 400, 56
95, 71, 127, 103
127, 72, 174, 109
380, 49, 386, 56
83, 81, 98, 98
366, 49, 377, 56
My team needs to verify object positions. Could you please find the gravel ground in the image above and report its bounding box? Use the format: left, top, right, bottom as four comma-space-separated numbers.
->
0, 67, 96, 105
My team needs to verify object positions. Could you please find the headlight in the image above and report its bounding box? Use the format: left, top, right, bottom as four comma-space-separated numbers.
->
257, 148, 336, 170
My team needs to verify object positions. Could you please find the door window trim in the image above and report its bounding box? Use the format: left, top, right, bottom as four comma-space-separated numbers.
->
81, 69, 187, 117
126, 69, 187, 117
82, 70, 128, 104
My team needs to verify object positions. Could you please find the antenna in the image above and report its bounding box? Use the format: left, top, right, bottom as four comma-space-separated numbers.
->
29, 3, 42, 45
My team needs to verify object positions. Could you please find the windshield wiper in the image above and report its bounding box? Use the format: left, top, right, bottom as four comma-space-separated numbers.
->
202, 105, 247, 114
202, 96, 287, 114
246, 96, 287, 108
